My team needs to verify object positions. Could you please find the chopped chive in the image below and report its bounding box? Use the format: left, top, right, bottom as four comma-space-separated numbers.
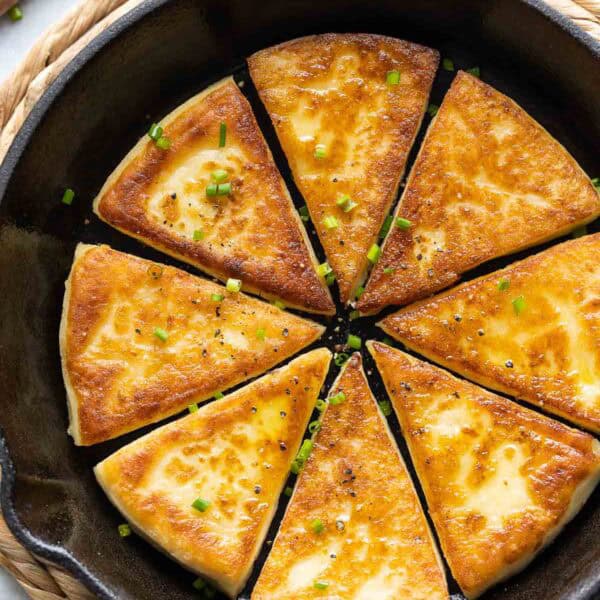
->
148, 123, 163, 141
153, 327, 169, 342
383, 267, 396, 275
317, 262, 332, 278
512, 295, 526, 316
211, 293, 224, 302
219, 122, 226, 147
329, 391, 346, 405
61, 188, 75, 205
396, 217, 412, 229
188, 403, 198, 413
347, 334, 362, 350
497, 278, 510, 292
336, 193, 357, 212
379, 215, 393, 239
314, 580, 329, 590
272, 299, 285, 310
206, 183, 218, 197
314, 144, 326, 159
367, 243, 381, 264
192, 578, 206, 591
8, 5, 23, 21
211, 169, 228, 183
118, 523, 132, 537
442, 58, 454, 71
308, 420, 321, 434
325, 272, 336, 286
192, 497, 211, 512
591, 177, 600, 190
334, 352, 349, 367
298, 205, 310, 222
355, 285, 365, 299
379, 400, 392, 417
297, 439, 313, 462
310, 518, 325, 534
214, 391, 224, 399
386, 70, 401, 85
323, 215, 339, 229
193, 229, 204, 241
156, 136, 171, 150
256, 328, 266, 341
290, 459, 303, 474
382, 336, 395, 346
572, 225, 587, 238
315, 398, 327, 411
427, 103, 439, 117
349, 310, 360, 320
216, 182, 231, 195
284, 486, 293, 497
467, 66, 480, 78
226, 278, 242, 293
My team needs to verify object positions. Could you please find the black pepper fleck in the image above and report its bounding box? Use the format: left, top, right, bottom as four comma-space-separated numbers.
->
505, 360, 514, 368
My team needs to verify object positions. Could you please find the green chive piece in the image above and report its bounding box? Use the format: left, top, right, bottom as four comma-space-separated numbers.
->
290, 459, 303, 474
284, 486, 293, 497
325, 272, 336, 286
386, 70, 401, 85
382, 337, 395, 346
299, 205, 310, 222
467, 66, 480, 78
118, 523, 132, 537
217, 182, 232, 195
396, 217, 412, 229
61, 188, 75, 205
188, 403, 198, 413
256, 328, 266, 341
315, 399, 327, 411
334, 353, 349, 367
192, 578, 206, 591
153, 327, 168, 342
193, 229, 204, 241
591, 177, 600, 190
310, 518, 325, 534
156, 136, 171, 150
297, 439, 313, 462
314, 144, 326, 159
192, 497, 211, 512
214, 391, 224, 400
512, 295, 526, 316
379, 215, 393, 239
336, 193, 357, 212
272, 299, 286, 310
317, 262, 332, 278
226, 278, 242, 293
427, 103, 439, 117
355, 285, 365, 299
367, 243, 381, 264
148, 123, 163, 141
383, 267, 396, 275
497, 278, 510, 292
349, 310, 360, 320
329, 392, 346, 405
314, 580, 329, 590
211, 293, 224, 302
347, 334, 362, 350
308, 420, 321, 434
206, 183, 218, 197
211, 169, 228, 183
443, 58, 454, 71
379, 400, 392, 417
572, 225, 587, 238
323, 215, 339, 229
8, 5, 23, 21
219, 122, 226, 147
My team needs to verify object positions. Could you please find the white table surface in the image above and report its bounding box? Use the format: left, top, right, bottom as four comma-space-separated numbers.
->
1, 2, 83, 597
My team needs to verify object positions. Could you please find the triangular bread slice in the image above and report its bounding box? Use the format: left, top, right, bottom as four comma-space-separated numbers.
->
93, 77, 333, 315
368, 341, 600, 599
95, 348, 331, 598
60, 244, 326, 445
358, 71, 600, 314
248, 34, 439, 303
252, 353, 448, 600
379, 234, 600, 433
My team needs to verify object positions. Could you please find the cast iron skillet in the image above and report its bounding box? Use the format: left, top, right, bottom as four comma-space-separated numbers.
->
0, 1, 599, 598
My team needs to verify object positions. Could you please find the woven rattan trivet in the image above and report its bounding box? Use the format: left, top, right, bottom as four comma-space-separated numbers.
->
0, 0, 598, 597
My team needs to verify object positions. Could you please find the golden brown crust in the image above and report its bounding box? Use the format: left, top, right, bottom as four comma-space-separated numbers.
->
95, 349, 331, 598
248, 34, 439, 302
358, 71, 600, 314
252, 353, 448, 600
60, 244, 326, 445
93, 78, 334, 315
379, 234, 600, 433
368, 341, 600, 598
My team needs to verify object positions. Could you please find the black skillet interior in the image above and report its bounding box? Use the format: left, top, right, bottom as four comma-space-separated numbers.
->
0, 0, 599, 598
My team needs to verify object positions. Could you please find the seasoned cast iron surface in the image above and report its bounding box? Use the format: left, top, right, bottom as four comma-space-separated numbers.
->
0, 0, 598, 599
